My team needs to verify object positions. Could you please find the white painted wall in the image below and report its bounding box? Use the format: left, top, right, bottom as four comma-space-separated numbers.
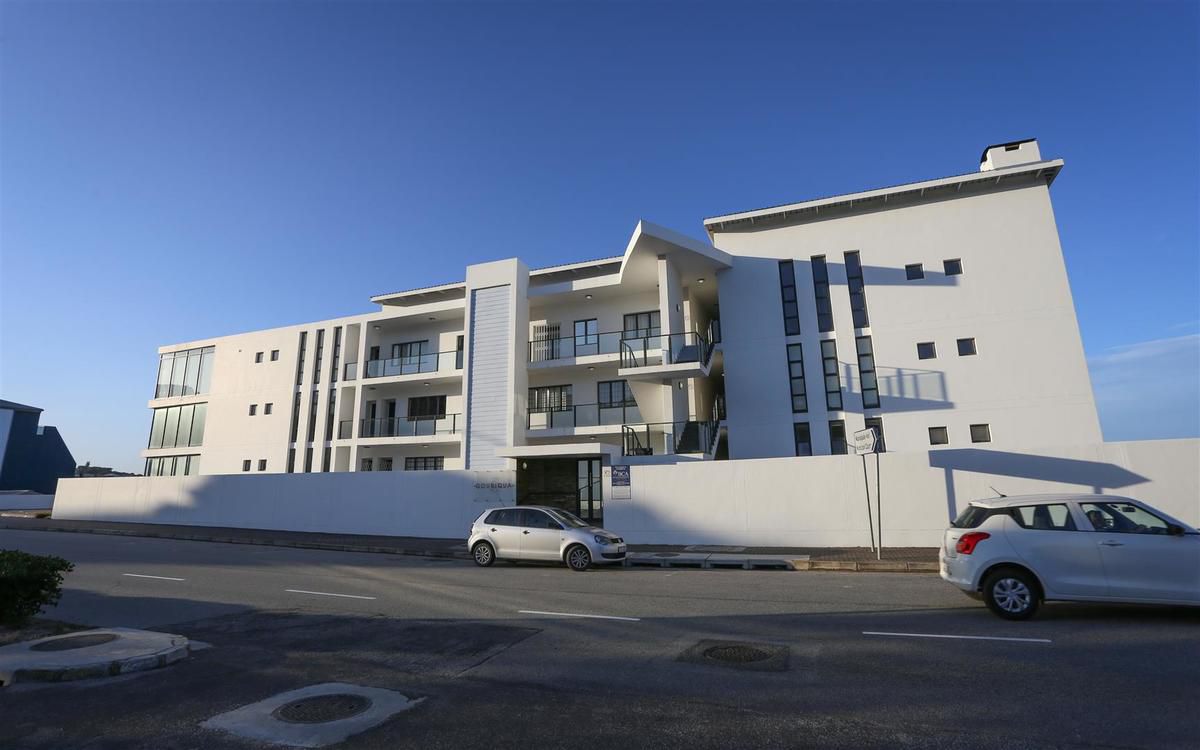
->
605, 439, 1200, 547
52, 469, 515, 538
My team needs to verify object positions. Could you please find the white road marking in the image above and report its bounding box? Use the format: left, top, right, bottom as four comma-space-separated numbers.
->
863, 631, 1052, 644
518, 609, 641, 622
122, 573, 186, 581
285, 589, 377, 600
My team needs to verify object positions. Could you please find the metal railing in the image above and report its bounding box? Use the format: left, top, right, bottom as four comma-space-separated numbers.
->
362, 350, 462, 379
620, 418, 719, 456
527, 402, 642, 430
340, 413, 462, 439
343, 362, 358, 381
528, 330, 633, 363
619, 331, 711, 369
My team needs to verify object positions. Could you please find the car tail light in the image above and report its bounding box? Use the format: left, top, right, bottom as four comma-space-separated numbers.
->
955, 531, 990, 555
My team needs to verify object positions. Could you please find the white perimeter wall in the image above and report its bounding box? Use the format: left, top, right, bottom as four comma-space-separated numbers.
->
606, 439, 1200, 547
52, 470, 515, 539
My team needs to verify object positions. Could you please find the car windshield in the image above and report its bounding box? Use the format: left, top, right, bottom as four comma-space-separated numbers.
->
546, 508, 590, 528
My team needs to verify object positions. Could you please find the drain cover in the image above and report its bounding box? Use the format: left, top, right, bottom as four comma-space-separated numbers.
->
273, 694, 372, 724
30, 633, 119, 652
679, 639, 790, 672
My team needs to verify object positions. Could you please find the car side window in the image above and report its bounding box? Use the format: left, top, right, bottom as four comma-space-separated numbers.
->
1010, 504, 1076, 531
486, 509, 518, 526
1081, 502, 1170, 535
520, 510, 562, 530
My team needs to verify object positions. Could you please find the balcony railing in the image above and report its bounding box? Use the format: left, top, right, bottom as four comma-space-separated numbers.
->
361, 350, 462, 379
340, 414, 462, 439
621, 418, 719, 457
343, 361, 358, 381
528, 330, 635, 363
527, 402, 642, 430
619, 331, 711, 369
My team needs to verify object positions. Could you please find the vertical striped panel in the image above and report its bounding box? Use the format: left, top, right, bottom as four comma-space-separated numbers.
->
467, 286, 511, 469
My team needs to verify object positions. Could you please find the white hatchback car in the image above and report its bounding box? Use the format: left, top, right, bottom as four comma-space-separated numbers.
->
941, 494, 1200, 619
468, 506, 627, 571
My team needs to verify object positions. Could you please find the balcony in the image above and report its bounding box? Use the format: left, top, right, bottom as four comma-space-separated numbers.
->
621, 419, 720, 457
352, 349, 463, 381
528, 330, 633, 367
527, 402, 642, 431
617, 331, 714, 381
339, 414, 462, 440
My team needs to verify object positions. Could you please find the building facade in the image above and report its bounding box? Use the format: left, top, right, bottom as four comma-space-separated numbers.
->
0, 400, 77, 494
141, 139, 1101, 522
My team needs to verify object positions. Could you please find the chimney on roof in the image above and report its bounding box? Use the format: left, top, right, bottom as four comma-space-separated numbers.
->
980, 139, 1041, 172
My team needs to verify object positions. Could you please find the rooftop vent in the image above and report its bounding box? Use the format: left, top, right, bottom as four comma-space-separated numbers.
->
980, 139, 1041, 172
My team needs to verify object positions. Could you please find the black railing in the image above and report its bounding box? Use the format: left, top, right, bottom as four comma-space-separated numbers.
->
362, 350, 462, 378
341, 414, 462, 438
619, 331, 711, 369
620, 418, 719, 456
527, 402, 642, 430
528, 330, 634, 363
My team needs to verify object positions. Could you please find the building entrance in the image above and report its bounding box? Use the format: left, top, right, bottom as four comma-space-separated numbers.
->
516, 457, 603, 525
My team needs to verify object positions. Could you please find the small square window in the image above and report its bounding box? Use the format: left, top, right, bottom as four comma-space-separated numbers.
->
929, 426, 949, 445
905, 263, 924, 280
264, 403, 273, 415
970, 424, 992, 443
957, 338, 977, 356
944, 258, 963, 276
258, 459, 267, 471
270, 350, 280, 361
917, 342, 937, 360
254, 352, 263, 363
248, 404, 257, 416
242, 459, 252, 472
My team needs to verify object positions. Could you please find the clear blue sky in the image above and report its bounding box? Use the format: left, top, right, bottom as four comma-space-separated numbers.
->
2, 1, 1197, 471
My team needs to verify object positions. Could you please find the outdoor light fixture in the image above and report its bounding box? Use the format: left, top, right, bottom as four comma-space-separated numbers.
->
585, 294, 593, 300
373, 325, 381, 331
428, 316, 436, 321
697, 278, 705, 284
423, 382, 430, 387
588, 366, 595, 371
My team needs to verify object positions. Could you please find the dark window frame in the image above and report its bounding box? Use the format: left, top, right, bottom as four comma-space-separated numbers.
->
778, 260, 801, 335
787, 343, 808, 413
970, 423, 992, 443
597, 380, 635, 407
793, 422, 812, 457
855, 335, 880, 409
408, 395, 448, 420
917, 341, 937, 360
405, 456, 445, 471
844, 251, 869, 328
929, 426, 949, 445
821, 339, 842, 410
242, 459, 251, 472
864, 416, 886, 452
943, 258, 963, 276
811, 256, 834, 332
829, 419, 848, 455
957, 338, 977, 356
623, 310, 661, 339
905, 263, 924, 280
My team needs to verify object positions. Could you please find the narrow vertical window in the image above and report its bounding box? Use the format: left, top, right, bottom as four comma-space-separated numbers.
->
778, 261, 800, 335
855, 336, 880, 409
811, 256, 834, 332
793, 422, 812, 457
295, 331, 308, 386
322, 446, 331, 472
257, 459, 267, 471
306, 391, 319, 442
304, 446, 313, 472
787, 343, 808, 413
287, 448, 296, 473
289, 392, 301, 443
844, 251, 869, 328
829, 420, 848, 455
821, 339, 842, 410
313, 330, 325, 385
456, 335, 465, 369
325, 391, 337, 441
864, 416, 886, 452
330, 327, 342, 383
242, 460, 251, 472
254, 352, 263, 363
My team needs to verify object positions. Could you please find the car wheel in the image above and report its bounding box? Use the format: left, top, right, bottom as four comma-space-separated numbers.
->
565, 545, 591, 572
982, 568, 1040, 620
472, 541, 495, 567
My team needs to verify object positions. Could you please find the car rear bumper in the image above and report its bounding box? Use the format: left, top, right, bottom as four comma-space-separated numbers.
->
939, 554, 977, 593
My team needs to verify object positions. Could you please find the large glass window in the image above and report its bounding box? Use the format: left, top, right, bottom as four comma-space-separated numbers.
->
811, 256, 834, 333
787, 343, 808, 413
405, 456, 444, 471
623, 311, 660, 339
597, 380, 634, 407
574, 319, 599, 356
778, 261, 801, 335
154, 346, 215, 398
529, 385, 572, 411
856, 336, 880, 409
821, 339, 842, 410
845, 251, 869, 328
144, 454, 200, 476
147, 403, 206, 449
408, 395, 448, 419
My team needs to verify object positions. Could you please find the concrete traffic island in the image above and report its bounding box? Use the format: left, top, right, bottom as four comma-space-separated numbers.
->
0, 627, 190, 685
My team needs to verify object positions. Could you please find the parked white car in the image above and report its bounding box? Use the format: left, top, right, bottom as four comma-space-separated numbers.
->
469, 506, 627, 571
940, 494, 1200, 619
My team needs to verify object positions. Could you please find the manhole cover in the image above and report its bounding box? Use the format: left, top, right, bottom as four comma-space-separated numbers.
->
273, 694, 373, 724
704, 644, 771, 663
30, 633, 119, 652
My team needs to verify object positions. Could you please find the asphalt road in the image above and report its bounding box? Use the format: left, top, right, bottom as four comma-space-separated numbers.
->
2, 528, 1197, 749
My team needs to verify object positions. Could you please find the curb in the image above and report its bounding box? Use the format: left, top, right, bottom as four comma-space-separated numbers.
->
1, 631, 190, 686
791, 559, 938, 573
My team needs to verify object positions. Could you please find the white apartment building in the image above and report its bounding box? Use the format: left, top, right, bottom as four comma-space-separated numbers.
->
142, 139, 1100, 523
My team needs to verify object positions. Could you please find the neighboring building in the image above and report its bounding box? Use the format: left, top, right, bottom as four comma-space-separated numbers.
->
75, 462, 140, 478
140, 139, 1100, 522
0, 400, 77, 494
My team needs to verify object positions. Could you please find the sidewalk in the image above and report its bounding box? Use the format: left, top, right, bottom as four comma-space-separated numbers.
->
0, 517, 938, 571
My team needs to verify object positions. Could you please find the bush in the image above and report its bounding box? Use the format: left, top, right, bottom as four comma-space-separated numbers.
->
0, 550, 74, 627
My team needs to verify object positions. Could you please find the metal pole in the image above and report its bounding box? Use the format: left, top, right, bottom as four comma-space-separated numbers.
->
861, 454, 876, 552
875, 451, 883, 561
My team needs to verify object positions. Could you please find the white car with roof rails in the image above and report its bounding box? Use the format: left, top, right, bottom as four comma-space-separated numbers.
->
940, 494, 1200, 619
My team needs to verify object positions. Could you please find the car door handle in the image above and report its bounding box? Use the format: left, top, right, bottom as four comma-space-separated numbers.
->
1100, 541, 1124, 547
522, 530, 530, 535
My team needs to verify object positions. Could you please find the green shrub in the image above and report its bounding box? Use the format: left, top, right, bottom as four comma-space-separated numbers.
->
0, 550, 74, 627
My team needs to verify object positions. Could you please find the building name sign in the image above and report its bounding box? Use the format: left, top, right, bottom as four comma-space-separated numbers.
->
474, 481, 514, 490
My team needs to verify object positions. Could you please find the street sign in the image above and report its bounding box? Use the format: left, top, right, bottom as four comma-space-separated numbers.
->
853, 427, 878, 455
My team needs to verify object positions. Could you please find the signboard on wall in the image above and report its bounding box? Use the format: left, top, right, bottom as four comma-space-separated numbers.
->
610, 465, 631, 500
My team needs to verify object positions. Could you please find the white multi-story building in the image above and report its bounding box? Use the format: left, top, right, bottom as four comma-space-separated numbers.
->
142, 139, 1100, 522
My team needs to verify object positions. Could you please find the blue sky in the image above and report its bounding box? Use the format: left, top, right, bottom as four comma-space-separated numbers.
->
1, 1, 1197, 471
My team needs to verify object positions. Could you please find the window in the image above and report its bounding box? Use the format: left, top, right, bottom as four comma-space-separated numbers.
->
855, 336, 879, 409
519, 509, 561, 529
405, 456, 444, 471
287, 448, 295, 473
811, 256, 834, 332
905, 263, 924, 280
944, 258, 963, 276
529, 385, 572, 411
623, 311, 660, 339
597, 380, 634, 407
312, 330, 325, 384
322, 446, 331, 472
793, 422, 812, 457
242, 460, 251, 472
289, 392, 301, 443
144, 454, 200, 477
147, 404, 207, 449
957, 338, 977, 356
917, 342, 937, 360
304, 446, 313, 472
257, 459, 267, 472
264, 402, 273, 415
408, 395, 447, 420
1080, 501, 1171, 534
393, 340, 429, 371
574, 319, 599, 355
329, 328, 341, 383
787, 343, 808, 413
248, 404, 257, 416
485, 508, 519, 525
864, 416, 886, 452
970, 423, 991, 443
778, 260, 800, 335
360, 457, 373, 472
1010, 504, 1076, 531
307, 391, 319, 441
844, 251, 869, 328
324, 392, 336, 440
821, 339, 842, 410
154, 346, 214, 398
379, 457, 394, 471
296, 331, 307, 385
456, 335, 465, 369
929, 426, 949, 445
255, 352, 263, 364
270, 349, 280, 361
829, 420, 847, 455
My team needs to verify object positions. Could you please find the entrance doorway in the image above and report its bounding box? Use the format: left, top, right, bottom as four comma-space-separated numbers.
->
516, 457, 604, 525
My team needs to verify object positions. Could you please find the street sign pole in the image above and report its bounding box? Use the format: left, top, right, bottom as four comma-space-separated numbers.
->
875, 452, 883, 561
852, 427, 879, 554
860, 454, 876, 553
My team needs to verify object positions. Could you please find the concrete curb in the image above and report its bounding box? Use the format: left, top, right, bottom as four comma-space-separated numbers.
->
791, 559, 939, 573
0, 628, 191, 686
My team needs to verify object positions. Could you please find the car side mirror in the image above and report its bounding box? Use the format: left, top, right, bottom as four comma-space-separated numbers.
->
1166, 523, 1185, 537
